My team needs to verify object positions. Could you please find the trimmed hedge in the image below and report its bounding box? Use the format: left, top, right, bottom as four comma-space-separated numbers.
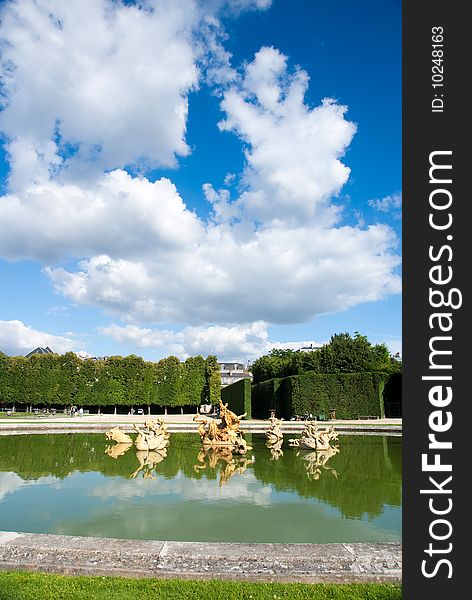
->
252, 372, 390, 420
251, 377, 284, 419
0, 351, 221, 409
383, 372, 402, 417
221, 379, 252, 419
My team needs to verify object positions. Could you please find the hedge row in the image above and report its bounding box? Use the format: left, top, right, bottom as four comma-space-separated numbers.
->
252, 372, 391, 420
250, 377, 283, 419
0, 352, 221, 408
221, 379, 252, 419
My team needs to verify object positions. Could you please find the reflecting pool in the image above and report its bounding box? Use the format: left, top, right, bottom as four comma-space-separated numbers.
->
0, 433, 401, 543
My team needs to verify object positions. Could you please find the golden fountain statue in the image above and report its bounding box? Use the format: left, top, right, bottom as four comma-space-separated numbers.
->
265, 416, 284, 460
193, 400, 252, 453
288, 421, 339, 451
105, 418, 170, 452
266, 416, 283, 444
288, 420, 340, 480
105, 427, 133, 445
133, 418, 170, 452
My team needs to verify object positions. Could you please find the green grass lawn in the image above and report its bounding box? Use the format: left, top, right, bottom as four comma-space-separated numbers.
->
0, 572, 401, 600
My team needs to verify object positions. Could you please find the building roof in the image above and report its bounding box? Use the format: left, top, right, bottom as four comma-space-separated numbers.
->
25, 346, 53, 358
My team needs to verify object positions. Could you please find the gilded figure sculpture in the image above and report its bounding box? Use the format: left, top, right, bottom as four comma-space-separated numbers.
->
193, 400, 252, 453
265, 416, 284, 460
289, 421, 339, 451
265, 416, 283, 444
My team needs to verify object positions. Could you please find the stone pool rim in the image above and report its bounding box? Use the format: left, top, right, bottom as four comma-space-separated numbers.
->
0, 531, 402, 583
0, 418, 402, 436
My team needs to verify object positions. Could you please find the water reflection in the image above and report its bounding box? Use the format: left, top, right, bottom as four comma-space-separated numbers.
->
298, 446, 340, 481
105, 443, 132, 459
130, 448, 168, 480
193, 446, 253, 487
266, 439, 284, 461
0, 433, 401, 523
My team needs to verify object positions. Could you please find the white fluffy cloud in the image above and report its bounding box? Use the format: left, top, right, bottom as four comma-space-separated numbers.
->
0, 170, 202, 262
0, 320, 77, 356
101, 321, 269, 360
100, 321, 321, 361
218, 47, 356, 223
0, 5, 400, 358
0, 0, 199, 178
368, 192, 402, 214
45, 219, 399, 325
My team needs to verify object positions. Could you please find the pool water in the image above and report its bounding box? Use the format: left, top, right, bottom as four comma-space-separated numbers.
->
0, 432, 401, 543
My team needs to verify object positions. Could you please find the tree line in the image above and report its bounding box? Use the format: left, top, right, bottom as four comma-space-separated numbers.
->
250, 332, 402, 384
0, 352, 221, 409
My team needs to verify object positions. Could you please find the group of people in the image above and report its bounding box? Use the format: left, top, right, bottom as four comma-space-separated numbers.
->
70, 406, 84, 417
290, 413, 314, 421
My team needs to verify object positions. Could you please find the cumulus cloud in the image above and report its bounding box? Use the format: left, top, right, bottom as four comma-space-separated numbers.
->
368, 192, 402, 214
101, 321, 269, 360
0, 6, 401, 354
101, 321, 323, 361
218, 47, 357, 223
45, 219, 399, 325
0, 320, 78, 356
0, 170, 202, 262
0, 0, 199, 178
32, 50, 398, 325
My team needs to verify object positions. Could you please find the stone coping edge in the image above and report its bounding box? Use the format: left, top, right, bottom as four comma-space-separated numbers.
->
0, 532, 402, 583
0, 423, 402, 435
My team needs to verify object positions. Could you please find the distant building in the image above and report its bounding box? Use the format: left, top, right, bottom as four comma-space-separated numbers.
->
218, 362, 253, 387
298, 344, 321, 352
25, 346, 53, 357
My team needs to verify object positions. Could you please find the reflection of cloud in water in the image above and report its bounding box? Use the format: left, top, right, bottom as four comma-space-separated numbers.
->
89, 471, 273, 506
0, 472, 59, 500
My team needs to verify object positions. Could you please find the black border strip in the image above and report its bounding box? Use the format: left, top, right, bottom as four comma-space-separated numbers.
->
403, 1, 467, 597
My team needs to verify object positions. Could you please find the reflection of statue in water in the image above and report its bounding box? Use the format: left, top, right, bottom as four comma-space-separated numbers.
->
266, 438, 284, 461
289, 422, 339, 450
299, 445, 340, 480
194, 446, 252, 487
193, 400, 252, 453
289, 421, 340, 480
105, 442, 133, 459
131, 448, 168, 479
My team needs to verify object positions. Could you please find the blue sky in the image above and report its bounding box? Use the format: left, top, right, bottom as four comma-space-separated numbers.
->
0, 0, 401, 361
